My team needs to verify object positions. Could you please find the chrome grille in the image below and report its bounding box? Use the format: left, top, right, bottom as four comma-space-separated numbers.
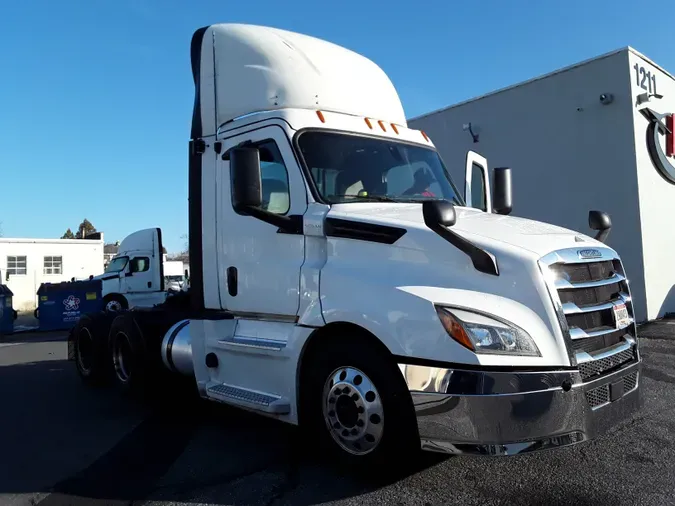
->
585, 384, 610, 408
584, 371, 638, 409
578, 348, 635, 380
623, 371, 638, 392
539, 247, 637, 382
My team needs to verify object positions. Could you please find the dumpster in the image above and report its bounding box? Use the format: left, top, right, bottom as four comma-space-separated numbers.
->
36, 279, 103, 332
0, 285, 14, 335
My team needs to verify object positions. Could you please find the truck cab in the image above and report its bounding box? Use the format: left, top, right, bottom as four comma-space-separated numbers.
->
93, 228, 167, 311
70, 23, 642, 466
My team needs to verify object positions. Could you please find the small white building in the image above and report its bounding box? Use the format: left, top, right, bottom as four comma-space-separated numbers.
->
408, 47, 675, 323
0, 237, 105, 311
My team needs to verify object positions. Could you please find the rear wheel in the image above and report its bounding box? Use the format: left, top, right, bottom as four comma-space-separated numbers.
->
72, 313, 115, 386
108, 314, 149, 394
302, 334, 419, 470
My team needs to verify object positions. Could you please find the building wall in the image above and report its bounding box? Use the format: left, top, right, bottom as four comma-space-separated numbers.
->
0, 239, 104, 311
629, 51, 675, 319
408, 49, 648, 320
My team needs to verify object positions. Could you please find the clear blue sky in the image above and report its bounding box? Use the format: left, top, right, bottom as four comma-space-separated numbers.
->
1, 0, 673, 253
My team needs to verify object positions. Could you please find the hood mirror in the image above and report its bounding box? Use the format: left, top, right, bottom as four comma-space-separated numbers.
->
589, 210, 611, 243
422, 200, 456, 227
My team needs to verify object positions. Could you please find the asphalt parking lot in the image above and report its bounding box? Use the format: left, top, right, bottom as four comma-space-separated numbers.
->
1, 324, 675, 506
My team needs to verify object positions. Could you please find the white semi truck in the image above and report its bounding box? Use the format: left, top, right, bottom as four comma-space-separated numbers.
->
163, 260, 187, 292
91, 229, 169, 311
68, 23, 642, 464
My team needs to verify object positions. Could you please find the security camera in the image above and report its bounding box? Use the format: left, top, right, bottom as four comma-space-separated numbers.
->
599, 93, 614, 105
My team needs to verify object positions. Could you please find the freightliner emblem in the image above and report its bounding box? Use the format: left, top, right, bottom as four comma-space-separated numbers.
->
578, 249, 602, 259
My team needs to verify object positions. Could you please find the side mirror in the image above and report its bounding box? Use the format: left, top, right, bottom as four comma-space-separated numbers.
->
422, 200, 456, 227
492, 167, 512, 215
589, 210, 611, 243
230, 147, 262, 212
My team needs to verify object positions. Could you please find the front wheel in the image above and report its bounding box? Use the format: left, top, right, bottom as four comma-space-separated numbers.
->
302, 337, 419, 469
103, 294, 128, 313
322, 366, 385, 456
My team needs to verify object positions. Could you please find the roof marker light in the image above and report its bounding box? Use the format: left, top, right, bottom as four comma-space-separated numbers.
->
316, 110, 326, 123
391, 124, 399, 134
364, 118, 373, 129
378, 120, 386, 132
421, 130, 430, 142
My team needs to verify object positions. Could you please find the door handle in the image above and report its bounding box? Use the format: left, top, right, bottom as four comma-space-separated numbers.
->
227, 266, 238, 296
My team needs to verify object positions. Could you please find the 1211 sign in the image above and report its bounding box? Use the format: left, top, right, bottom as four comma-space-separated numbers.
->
634, 63, 657, 94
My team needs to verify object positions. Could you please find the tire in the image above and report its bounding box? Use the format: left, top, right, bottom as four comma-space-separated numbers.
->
72, 313, 116, 386
103, 294, 128, 313
301, 334, 420, 471
108, 313, 150, 394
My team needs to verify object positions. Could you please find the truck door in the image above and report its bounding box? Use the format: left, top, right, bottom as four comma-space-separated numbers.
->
216, 125, 306, 318
464, 150, 492, 213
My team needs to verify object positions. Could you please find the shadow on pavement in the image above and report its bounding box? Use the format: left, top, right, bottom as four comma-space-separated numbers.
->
0, 358, 446, 506
0, 331, 69, 345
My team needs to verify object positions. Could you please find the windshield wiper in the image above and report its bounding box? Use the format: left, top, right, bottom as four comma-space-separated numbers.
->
332, 194, 398, 202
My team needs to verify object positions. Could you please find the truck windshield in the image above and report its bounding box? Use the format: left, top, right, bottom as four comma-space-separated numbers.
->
105, 256, 128, 273
297, 131, 464, 205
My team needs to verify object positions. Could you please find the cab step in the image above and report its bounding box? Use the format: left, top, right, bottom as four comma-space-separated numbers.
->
206, 383, 290, 414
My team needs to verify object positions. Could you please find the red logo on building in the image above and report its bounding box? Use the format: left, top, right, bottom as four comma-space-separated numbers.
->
666, 113, 675, 157
641, 108, 675, 183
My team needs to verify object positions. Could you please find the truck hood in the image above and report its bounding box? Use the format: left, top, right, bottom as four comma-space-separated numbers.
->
90, 272, 118, 281
327, 203, 605, 257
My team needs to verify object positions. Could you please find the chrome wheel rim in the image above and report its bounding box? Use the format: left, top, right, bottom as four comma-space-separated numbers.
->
106, 300, 122, 312
322, 366, 384, 455
112, 332, 132, 383
76, 327, 94, 375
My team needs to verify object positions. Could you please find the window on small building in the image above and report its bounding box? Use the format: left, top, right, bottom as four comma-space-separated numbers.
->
7, 256, 27, 275
44, 256, 63, 275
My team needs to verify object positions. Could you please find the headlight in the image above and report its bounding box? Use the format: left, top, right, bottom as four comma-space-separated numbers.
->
435, 306, 541, 357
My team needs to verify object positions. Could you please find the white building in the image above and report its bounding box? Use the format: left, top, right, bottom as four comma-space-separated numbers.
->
409, 47, 675, 323
0, 237, 105, 311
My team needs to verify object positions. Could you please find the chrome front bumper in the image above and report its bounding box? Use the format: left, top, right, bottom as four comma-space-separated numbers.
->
398, 357, 642, 456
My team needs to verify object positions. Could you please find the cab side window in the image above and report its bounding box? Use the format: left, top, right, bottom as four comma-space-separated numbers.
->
257, 140, 290, 215
471, 163, 487, 211
225, 139, 291, 215
130, 257, 150, 273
